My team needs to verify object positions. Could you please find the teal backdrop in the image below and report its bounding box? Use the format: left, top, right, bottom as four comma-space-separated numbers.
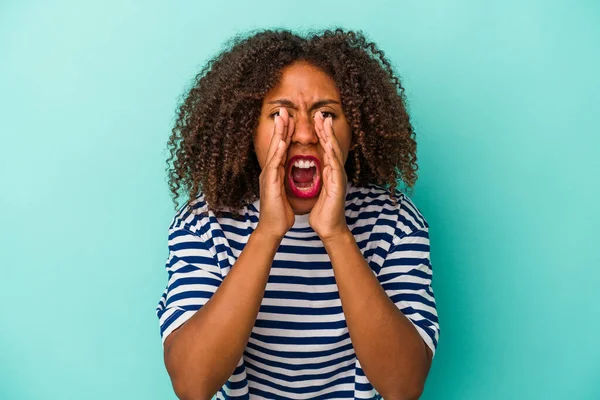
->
1, 1, 599, 399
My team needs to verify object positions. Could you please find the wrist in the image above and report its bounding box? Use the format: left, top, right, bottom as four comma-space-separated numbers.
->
253, 225, 285, 244
319, 227, 353, 247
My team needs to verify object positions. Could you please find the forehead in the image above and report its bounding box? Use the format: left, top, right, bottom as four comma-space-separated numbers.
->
264, 61, 340, 101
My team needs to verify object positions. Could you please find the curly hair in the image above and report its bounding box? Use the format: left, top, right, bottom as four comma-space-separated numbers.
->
166, 28, 418, 217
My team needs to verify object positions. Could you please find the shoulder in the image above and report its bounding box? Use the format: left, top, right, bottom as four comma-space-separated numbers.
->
168, 190, 256, 238
346, 182, 429, 237
168, 191, 213, 238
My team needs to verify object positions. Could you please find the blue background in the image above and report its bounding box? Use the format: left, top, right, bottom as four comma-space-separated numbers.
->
1, 1, 599, 399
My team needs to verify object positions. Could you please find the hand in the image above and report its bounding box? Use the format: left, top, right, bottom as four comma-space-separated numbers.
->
256, 107, 295, 240
309, 111, 350, 241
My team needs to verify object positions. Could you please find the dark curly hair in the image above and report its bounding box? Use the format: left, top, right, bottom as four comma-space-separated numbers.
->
166, 28, 418, 217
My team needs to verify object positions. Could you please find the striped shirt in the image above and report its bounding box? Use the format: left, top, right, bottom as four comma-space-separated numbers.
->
156, 181, 440, 399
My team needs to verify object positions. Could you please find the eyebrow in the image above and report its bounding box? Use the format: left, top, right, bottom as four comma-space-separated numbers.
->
267, 99, 340, 111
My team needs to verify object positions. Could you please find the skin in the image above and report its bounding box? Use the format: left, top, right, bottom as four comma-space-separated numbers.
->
163, 60, 432, 400
253, 60, 433, 398
253, 60, 353, 219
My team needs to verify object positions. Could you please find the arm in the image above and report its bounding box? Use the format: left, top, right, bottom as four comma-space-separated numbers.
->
161, 102, 296, 400
308, 112, 438, 399
163, 227, 281, 400
322, 229, 436, 400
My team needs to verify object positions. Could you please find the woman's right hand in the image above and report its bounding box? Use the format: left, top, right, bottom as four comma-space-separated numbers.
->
256, 107, 295, 240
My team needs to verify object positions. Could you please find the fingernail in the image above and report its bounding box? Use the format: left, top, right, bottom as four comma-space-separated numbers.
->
328, 117, 333, 126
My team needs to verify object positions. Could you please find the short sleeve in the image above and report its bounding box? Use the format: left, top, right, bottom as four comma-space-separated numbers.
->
155, 222, 223, 345
377, 229, 440, 358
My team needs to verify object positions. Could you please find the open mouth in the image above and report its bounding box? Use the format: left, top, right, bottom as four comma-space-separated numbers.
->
286, 155, 321, 198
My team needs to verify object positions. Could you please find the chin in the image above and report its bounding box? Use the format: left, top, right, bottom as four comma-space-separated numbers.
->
287, 192, 319, 215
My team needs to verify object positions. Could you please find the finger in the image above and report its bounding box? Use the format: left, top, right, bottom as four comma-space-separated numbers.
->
322, 165, 333, 189
267, 139, 287, 183
265, 109, 285, 165
289, 116, 295, 144
315, 112, 340, 165
281, 117, 295, 167
313, 111, 326, 144
321, 165, 328, 186
324, 116, 343, 164
278, 107, 291, 144
277, 107, 292, 167
324, 139, 345, 188
269, 139, 287, 169
313, 112, 329, 165
325, 141, 340, 172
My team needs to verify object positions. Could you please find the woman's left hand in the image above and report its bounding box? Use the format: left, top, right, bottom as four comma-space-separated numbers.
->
309, 112, 350, 241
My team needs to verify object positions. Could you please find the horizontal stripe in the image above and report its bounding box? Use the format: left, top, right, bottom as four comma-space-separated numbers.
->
156, 182, 439, 399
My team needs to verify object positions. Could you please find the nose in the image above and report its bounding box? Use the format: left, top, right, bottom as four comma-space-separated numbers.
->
290, 112, 319, 146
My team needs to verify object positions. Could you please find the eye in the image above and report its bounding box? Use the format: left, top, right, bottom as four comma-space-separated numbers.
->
268, 110, 336, 119
269, 109, 293, 119
320, 111, 336, 119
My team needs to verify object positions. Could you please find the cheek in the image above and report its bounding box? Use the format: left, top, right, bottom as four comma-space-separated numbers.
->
338, 129, 353, 164
252, 133, 271, 168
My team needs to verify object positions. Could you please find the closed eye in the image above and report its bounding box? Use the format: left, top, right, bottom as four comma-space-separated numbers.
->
319, 111, 336, 119
269, 110, 337, 119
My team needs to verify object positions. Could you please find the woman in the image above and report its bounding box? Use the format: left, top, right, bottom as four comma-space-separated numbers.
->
156, 28, 439, 400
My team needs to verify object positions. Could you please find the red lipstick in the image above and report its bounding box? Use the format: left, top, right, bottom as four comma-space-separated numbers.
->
286, 154, 321, 199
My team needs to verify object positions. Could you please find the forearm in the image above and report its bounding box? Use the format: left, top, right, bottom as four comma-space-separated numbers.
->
323, 230, 431, 400
164, 228, 281, 400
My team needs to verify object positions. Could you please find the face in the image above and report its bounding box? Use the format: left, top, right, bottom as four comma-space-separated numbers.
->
253, 61, 352, 215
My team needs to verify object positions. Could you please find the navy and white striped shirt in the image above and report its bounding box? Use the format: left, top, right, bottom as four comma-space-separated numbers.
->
156, 181, 439, 399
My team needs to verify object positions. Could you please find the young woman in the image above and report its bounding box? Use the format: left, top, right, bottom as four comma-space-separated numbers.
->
156, 28, 440, 400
